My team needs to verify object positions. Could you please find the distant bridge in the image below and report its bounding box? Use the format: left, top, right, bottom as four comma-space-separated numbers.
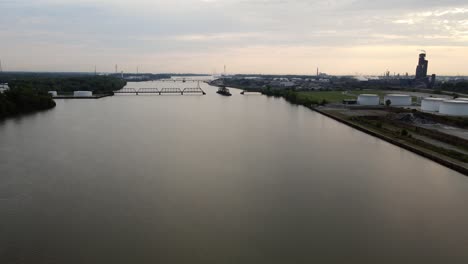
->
114, 87, 206, 95
157, 79, 212, 83
115, 80, 206, 95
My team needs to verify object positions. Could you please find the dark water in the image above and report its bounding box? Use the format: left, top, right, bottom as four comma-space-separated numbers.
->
1, 81, 468, 263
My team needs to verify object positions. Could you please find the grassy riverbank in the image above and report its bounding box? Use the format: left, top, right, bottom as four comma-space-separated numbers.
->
259, 87, 468, 175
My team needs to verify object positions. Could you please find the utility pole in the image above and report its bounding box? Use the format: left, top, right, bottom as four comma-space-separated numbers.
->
94, 65, 97, 76
115, 64, 118, 74
0, 59, 3, 73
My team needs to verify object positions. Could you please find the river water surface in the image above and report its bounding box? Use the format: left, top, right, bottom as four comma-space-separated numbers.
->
1, 80, 468, 263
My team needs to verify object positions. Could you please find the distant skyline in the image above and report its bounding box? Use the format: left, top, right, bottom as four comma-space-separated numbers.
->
1, 0, 467, 75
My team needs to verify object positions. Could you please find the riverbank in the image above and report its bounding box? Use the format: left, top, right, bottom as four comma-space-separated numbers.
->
53, 94, 113, 99
0, 88, 56, 119
7, 75, 127, 94
312, 107, 468, 176
211, 81, 468, 176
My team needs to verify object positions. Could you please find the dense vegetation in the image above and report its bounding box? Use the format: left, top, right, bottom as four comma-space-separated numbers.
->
8, 76, 127, 94
262, 88, 330, 106
0, 72, 94, 83
0, 73, 127, 118
0, 88, 56, 119
440, 81, 468, 94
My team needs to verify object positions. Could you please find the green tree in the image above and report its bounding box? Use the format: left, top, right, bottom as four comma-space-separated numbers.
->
385, 99, 392, 107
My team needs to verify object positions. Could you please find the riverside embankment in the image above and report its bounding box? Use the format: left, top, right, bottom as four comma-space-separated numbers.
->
216, 82, 468, 176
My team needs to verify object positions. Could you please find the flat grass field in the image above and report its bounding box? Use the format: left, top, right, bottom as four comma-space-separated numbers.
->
296, 91, 357, 103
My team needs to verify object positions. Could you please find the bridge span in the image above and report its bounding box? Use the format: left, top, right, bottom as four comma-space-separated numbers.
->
114, 87, 206, 95
157, 79, 212, 83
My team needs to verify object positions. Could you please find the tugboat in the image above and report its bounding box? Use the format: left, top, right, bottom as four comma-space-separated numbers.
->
216, 85, 232, 96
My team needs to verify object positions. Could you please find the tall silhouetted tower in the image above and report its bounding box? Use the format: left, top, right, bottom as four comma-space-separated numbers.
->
415, 53, 428, 79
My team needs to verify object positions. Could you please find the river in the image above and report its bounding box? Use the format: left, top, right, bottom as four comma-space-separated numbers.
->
1, 80, 468, 263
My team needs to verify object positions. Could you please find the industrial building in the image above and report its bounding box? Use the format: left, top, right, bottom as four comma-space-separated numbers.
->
48, 91, 58, 97
414, 52, 436, 88
357, 94, 380, 105
384, 94, 412, 106
421, 98, 445, 112
416, 53, 428, 79
439, 100, 468, 116
0, 83, 8, 93
74, 91, 93, 97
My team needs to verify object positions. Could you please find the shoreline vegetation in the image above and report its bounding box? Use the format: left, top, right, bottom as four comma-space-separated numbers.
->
0, 88, 56, 119
0, 74, 127, 119
8, 75, 127, 95
212, 82, 468, 176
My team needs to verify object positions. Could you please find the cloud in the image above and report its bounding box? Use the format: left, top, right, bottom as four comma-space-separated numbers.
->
0, 0, 467, 74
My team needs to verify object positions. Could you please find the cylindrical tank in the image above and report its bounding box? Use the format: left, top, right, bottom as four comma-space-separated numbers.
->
74, 91, 93, 97
421, 97, 445, 112
48, 91, 58, 97
384, 94, 412, 106
454, 97, 468, 101
357, 94, 380, 105
439, 100, 468, 116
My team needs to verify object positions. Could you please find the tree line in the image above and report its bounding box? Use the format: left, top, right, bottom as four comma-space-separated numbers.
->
0, 88, 56, 119
0, 75, 127, 119
261, 87, 328, 106
8, 76, 127, 94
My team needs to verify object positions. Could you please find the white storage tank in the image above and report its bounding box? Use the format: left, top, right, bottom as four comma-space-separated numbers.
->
384, 94, 412, 106
454, 97, 468, 101
421, 97, 445, 112
74, 91, 93, 97
357, 94, 380, 106
48, 91, 58, 97
439, 100, 468, 116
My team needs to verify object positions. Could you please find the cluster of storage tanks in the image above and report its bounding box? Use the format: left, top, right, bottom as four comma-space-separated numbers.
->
357, 94, 412, 106
422, 97, 468, 116
356, 93, 468, 116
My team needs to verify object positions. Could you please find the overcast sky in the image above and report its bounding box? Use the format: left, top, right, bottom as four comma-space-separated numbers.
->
1, 0, 467, 75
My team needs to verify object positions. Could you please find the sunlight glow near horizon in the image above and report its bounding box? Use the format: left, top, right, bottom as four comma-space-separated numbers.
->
1, 0, 467, 75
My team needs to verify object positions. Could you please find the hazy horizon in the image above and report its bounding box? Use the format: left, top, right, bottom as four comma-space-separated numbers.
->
1, 0, 467, 75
